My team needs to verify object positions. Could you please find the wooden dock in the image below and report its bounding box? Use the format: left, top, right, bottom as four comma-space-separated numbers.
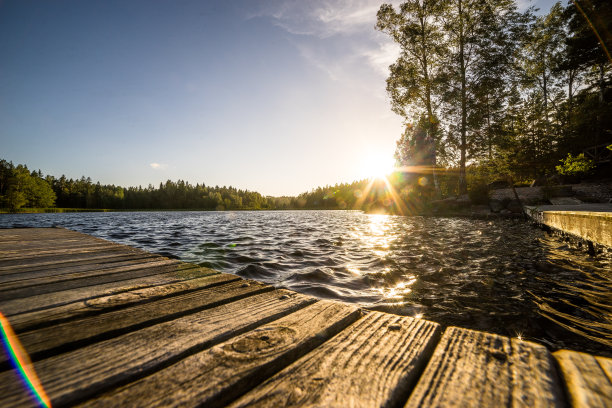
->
0, 227, 610, 407
525, 204, 612, 249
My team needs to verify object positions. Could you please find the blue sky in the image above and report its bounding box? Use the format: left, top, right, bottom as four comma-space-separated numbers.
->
0, 0, 558, 196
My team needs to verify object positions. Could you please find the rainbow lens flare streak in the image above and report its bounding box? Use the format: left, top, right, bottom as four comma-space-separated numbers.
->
0, 312, 51, 408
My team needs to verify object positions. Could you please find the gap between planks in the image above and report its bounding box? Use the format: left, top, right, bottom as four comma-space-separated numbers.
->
0, 274, 255, 368
0, 290, 317, 407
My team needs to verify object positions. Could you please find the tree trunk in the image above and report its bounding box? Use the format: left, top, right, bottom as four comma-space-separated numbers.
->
543, 70, 549, 137
458, 0, 468, 195
486, 93, 492, 160
567, 70, 574, 130
597, 63, 604, 147
420, 11, 441, 199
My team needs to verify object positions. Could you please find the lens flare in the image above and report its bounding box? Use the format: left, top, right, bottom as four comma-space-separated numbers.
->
0, 312, 51, 408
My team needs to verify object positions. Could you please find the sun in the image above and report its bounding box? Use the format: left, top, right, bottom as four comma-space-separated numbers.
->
360, 153, 394, 180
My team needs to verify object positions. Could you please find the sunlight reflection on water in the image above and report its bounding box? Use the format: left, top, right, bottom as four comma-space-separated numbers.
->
1, 210, 610, 356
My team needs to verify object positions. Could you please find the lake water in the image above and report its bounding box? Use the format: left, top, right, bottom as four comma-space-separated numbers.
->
1, 210, 610, 356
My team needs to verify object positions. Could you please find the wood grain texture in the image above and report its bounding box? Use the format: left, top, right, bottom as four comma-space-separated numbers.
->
0, 243, 125, 261
4, 272, 232, 333
0, 266, 210, 316
0, 260, 194, 300
0, 230, 117, 246
0, 227, 84, 240
0, 276, 256, 368
0, 290, 315, 407
0, 240, 121, 254
0, 248, 149, 270
0, 258, 178, 292
0, 251, 156, 274
0, 235, 104, 246
229, 311, 440, 408
405, 327, 565, 408
554, 350, 612, 408
0, 255, 171, 283
596, 356, 612, 383
80, 301, 360, 408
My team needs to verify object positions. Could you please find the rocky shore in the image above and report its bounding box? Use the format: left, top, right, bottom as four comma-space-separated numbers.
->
429, 180, 612, 218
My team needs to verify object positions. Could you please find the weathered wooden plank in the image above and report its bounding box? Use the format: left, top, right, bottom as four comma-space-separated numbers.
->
0, 258, 179, 294
0, 247, 148, 270
0, 278, 267, 368
0, 239, 121, 253
0, 228, 108, 243
0, 260, 196, 300
79, 301, 360, 408
510, 338, 567, 407
597, 356, 612, 383
0, 230, 131, 258
0, 251, 158, 275
554, 350, 612, 408
4, 273, 233, 333
0, 255, 170, 283
405, 327, 565, 408
0, 228, 83, 240
0, 290, 315, 407
0, 267, 216, 317
229, 311, 440, 408
0, 243, 125, 260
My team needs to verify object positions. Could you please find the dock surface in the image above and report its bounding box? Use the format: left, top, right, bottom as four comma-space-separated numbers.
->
0, 227, 610, 407
525, 203, 612, 248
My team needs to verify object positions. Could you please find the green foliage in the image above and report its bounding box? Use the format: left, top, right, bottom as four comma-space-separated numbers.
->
0, 160, 56, 210
555, 153, 595, 176
465, 165, 491, 204
379, 0, 612, 187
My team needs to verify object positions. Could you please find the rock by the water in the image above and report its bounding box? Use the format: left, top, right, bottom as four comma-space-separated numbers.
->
549, 197, 583, 205
543, 185, 573, 197
488, 180, 510, 190
489, 199, 505, 213
507, 199, 523, 213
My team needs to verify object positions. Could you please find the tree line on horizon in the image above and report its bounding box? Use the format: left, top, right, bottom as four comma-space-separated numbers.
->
377, 0, 611, 195
0, 159, 394, 212
0, 159, 273, 211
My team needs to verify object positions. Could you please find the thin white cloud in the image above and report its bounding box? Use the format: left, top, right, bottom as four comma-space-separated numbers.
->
251, 0, 402, 38
361, 41, 401, 76
150, 162, 168, 170
246, 0, 401, 87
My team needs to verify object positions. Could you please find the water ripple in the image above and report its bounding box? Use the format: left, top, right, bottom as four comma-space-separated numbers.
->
1, 210, 610, 356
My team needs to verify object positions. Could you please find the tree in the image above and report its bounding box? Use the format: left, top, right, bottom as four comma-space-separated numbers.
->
564, 0, 612, 149
521, 2, 566, 158
377, 0, 446, 194
440, 0, 524, 193
0, 164, 56, 209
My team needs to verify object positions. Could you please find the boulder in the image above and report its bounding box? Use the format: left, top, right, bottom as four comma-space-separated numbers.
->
543, 185, 573, 198
488, 180, 510, 190
548, 197, 583, 205
506, 199, 523, 213
470, 205, 492, 217
430, 196, 472, 214
489, 199, 505, 213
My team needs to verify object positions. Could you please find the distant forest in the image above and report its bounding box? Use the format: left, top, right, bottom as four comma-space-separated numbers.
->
0, 159, 392, 212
